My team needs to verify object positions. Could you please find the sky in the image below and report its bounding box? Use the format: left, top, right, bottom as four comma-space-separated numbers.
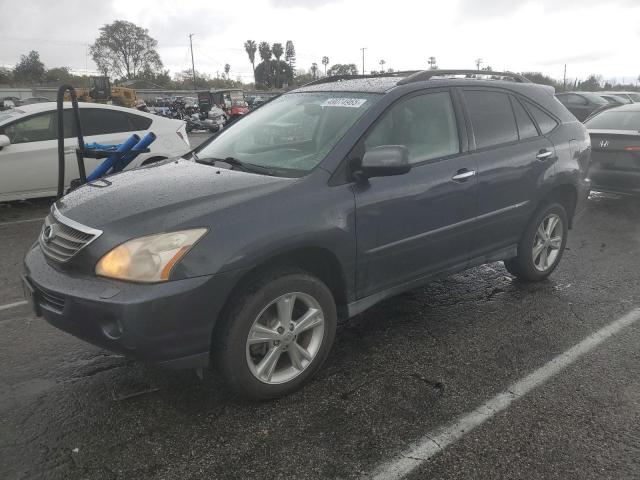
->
1, 0, 639, 84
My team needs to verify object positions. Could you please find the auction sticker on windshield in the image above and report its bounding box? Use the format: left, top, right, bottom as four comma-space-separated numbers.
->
321, 98, 367, 108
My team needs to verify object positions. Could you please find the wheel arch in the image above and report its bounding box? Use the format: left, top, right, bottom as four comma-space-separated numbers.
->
538, 183, 578, 228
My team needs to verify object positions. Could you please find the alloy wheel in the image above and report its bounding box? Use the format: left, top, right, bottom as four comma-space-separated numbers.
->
532, 213, 563, 272
245, 292, 325, 384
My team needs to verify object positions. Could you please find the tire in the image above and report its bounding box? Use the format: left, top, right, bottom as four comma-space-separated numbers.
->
213, 268, 337, 400
504, 202, 568, 282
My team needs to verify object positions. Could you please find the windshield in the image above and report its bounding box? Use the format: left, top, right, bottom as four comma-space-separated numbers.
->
628, 93, 640, 102
196, 92, 380, 176
586, 110, 640, 130
227, 91, 247, 107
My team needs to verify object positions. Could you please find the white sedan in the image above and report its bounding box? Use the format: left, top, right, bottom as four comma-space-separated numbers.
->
0, 102, 191, 202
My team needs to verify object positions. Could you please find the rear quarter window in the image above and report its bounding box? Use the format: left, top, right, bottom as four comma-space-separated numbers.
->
524, 101, 558, 135
127, 113, 152, 130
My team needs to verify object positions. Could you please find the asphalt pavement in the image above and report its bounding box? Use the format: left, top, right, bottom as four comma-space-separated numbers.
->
1, 188, 639, 480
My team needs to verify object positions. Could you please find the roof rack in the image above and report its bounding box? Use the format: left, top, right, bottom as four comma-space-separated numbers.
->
397, 70, 531, 85
300, 70, 420, 88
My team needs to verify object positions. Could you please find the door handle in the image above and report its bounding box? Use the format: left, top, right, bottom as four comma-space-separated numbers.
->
64, 148, 76, 155
536, 149, 553, 160
452, 169, 476, 182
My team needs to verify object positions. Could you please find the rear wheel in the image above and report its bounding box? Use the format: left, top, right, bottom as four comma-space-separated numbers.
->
504, 202, 568, 282
213, 269, 337, 400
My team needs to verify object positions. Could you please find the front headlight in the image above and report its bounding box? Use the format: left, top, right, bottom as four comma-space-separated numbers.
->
95, 229, 207, 283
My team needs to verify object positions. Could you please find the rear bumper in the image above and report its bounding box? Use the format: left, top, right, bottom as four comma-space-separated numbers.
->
589, 166, 640, 196
24, 246, 244, 369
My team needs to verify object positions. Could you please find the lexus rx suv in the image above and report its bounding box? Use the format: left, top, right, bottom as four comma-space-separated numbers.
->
23, 70, 591, 399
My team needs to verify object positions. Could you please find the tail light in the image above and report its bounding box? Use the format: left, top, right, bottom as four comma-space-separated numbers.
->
624, 146, 640, 152
176, 125, 190, 147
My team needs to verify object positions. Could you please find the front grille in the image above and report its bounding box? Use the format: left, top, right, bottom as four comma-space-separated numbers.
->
36, 285, 66, 312
39, 206, 102, 263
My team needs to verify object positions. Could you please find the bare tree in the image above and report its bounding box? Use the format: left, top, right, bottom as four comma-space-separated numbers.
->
224, 63, 231, 79
379, 59, 385, 73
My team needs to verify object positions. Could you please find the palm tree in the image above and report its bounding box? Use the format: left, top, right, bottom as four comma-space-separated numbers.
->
272, 43, 284, 88
224, 63, 230, 79
285, 41, 296, 73
322, 56, 329, 76
258, 42, 272, 87
311, 63, 318, 80
244, 40, 257, 83
379, 59, 385, 73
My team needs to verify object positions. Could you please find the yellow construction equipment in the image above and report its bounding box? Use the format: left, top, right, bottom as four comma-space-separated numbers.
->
65, 76, 137, 108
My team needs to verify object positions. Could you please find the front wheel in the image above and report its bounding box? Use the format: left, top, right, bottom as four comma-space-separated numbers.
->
213, 269, 337, 400
504, 202, 568, 282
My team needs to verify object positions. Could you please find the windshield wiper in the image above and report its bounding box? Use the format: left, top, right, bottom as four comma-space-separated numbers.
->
196, 156, 276, 175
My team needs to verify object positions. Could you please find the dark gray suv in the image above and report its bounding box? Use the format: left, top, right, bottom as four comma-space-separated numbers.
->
23, 70, 591, 399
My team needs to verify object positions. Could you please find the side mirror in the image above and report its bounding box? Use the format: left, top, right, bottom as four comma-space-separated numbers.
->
357, 145, 411, 179
0, 134, 10, 150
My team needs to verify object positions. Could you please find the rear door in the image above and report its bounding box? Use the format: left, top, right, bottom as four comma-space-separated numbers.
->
354, 89, 478, 297
63, 108, 153, 176
461, 89, 556, 259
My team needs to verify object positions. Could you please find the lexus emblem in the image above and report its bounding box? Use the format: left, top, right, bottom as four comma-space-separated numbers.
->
43, 225, 56, 243
599, 140, 610, 148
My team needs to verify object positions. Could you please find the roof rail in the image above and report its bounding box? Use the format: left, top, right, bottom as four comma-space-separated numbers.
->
397, 70, 531, 85
300, 70, 420, 88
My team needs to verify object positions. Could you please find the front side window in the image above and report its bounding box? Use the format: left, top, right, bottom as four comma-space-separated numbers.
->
2, 112, 56, 144
464, 90, 518, 149
365, 92, 460, 164
196, 92, 379, 176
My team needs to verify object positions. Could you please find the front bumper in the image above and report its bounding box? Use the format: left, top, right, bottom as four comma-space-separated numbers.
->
23, 246, 244, 369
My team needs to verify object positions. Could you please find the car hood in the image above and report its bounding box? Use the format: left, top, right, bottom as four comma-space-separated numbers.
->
56, 158, 295, 231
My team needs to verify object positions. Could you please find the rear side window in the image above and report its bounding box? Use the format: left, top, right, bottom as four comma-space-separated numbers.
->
81, 109, 134, 136
365, 91, 460, 164
2, 112, 56, 144
511, 97, 538, 140
463, 90, 518, 149
63, 109, 144, 137
524, 101, 558, 135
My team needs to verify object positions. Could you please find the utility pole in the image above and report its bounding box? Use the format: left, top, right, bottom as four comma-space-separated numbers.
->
189, 34, 197, 90
475, 58, 483, 70
563, 64, 567, 92
360, 47, 367, 75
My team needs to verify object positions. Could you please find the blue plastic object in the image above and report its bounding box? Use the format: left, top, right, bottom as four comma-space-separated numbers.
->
86, 134, 139, 182
113, 132, 157, 173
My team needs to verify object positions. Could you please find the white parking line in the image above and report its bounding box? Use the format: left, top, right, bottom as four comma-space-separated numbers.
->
368, 308, 640, 480
0, 300, 28, 312
0, 217, 44, 227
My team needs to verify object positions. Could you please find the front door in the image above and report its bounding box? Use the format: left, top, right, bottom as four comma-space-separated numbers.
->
353, 90, 478, 298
